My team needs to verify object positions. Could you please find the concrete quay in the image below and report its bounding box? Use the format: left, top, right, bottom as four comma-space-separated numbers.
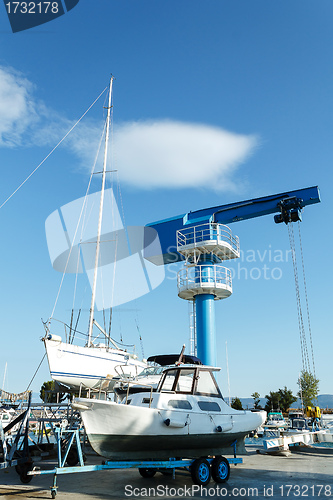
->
0, 444, 332, 499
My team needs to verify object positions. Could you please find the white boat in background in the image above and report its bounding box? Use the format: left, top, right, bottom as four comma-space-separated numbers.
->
43, 330, 146, 390
0, 407, 18, 428
263, 410, 288, 436
43, 77, 146, 391
113, 352, 202, 400
74, 363, 266, 460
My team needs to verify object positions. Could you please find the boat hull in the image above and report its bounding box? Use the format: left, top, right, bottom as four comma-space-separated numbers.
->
87, 432, 248, 460
44, 339, 146, 390
75, 397, 265, 460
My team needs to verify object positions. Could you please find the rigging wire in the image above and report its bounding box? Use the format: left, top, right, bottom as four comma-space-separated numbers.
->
26, 353, 46, 391
49, 120, 107, 321
0, 86, 108, 211
135, 316, 145, 359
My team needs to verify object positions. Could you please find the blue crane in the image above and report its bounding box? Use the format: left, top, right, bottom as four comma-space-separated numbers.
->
145, 186, 321, 366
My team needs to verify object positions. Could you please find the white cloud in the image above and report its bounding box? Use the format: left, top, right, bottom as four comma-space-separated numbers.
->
0, 66, 40, 147
0, 65, 72, 148
0, 65, 258, 191
114, 120, 258, 191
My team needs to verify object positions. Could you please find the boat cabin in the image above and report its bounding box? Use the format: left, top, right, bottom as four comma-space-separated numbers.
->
157, 365, 222, 398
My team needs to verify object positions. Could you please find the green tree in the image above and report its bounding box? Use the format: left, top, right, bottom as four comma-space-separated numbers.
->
40, 381, 67, 403
277, 386, 297, 413
264, 391, 281, 412
251, 391, 261, 409
231, 397, 243, 410
297, 370, 320, 407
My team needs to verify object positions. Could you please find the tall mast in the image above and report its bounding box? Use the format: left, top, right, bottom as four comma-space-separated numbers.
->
87, 76, 114, 346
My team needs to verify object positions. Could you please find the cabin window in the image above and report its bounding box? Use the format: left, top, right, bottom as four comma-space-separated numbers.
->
195, 371, 221, 397
198, 401, 221, 412
293, 419, 306, 430
168, 400, 192, 410
126, 399, 132, 405
160, 369, 178, 391
142, 398, 151, 404
175, 369, 195, 393
159, 368, 195, 393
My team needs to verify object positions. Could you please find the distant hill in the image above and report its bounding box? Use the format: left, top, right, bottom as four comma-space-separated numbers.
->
237, 394, 333, 410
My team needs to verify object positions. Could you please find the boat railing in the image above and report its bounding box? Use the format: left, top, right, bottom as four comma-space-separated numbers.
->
44, 318, 139, 355
114, 364, 142, 380
78, 382, 110, 401
123, 381, 155, 408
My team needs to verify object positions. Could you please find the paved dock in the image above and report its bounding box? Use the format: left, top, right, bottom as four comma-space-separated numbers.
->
0, 445, 332, 499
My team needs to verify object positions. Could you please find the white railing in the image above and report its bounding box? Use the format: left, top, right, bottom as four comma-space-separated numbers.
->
177, 265, 232, 292
177, 223, 239, 256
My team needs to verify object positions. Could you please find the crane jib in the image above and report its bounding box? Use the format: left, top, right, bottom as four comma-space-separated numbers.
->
145, 186, 320, 265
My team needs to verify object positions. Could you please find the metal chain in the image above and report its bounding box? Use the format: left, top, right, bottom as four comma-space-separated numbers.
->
288, 224, 311, 373
297, 222, 316, 377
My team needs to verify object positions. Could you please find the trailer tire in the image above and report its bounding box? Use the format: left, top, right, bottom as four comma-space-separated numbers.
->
19, 463, 33, 484
190, 458, 211, 486
211, 456, 230, 483
138, 468, 156, 478
66, 449, 79, 467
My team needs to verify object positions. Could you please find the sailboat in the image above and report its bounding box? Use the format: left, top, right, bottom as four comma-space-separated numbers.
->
43, 77, 147, 390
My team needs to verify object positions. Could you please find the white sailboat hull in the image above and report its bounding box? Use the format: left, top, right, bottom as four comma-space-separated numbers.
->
74, 395, 266, 460
44, 339, 146, 390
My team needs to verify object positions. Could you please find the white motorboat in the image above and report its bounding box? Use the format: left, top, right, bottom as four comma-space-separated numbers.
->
264, 410, 287, 429
0, 407, 17, 426
42, 77, 147, 390
74, 363, 266, 460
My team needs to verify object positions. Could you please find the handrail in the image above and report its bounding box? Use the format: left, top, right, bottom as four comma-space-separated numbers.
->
124, 381, 155, 407
176, 222, 239, 256
177, 264, 232, 290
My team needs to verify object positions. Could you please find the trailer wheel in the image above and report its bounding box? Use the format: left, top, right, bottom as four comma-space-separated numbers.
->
211, 456, 230, 483
66, 449, 79, 467
19, 463, 33, 484
138, 468, 156, 478
190, 458, 211, 486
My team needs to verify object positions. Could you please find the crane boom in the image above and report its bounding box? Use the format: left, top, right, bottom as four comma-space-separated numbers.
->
145, 186, 320, 265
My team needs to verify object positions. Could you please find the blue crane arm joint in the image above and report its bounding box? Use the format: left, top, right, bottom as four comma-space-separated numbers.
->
144, 186, 320, 265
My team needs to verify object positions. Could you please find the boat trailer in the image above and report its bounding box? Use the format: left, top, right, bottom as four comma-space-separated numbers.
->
0, 393, 33, 483
27, 426, 243, 498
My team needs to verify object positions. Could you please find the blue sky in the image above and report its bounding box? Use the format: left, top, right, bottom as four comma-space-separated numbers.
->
0, 1, 332, 400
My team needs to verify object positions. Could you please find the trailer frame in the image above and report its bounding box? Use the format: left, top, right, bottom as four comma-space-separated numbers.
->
28, 427, 243, 498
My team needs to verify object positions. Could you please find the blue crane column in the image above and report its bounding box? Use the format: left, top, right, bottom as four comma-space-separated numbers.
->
176, 224, 238, 366
195, 292, 216, 366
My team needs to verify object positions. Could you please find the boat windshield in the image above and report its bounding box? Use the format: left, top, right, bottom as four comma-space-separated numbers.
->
194, 370, 221, 397
292, 418, 307, 430
268, 413, 284, 421
159, 368, 195, 393
137, 366, 164, 377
